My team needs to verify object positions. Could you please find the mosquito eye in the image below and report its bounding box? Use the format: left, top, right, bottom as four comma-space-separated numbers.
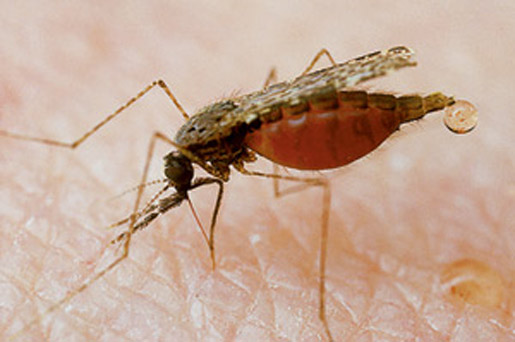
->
163, 152, 193, 189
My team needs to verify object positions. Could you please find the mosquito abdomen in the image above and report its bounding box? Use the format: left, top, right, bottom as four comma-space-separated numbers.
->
244, 90, 454, 170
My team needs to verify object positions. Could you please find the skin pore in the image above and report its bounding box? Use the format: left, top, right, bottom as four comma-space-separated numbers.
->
1, 2, 514, 341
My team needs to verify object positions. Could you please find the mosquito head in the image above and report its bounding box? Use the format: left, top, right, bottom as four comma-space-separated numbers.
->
163, 151, 194, 192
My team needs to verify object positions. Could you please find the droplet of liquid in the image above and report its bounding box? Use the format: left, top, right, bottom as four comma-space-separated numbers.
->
443, 100, 478, 134
440, 259, 504, 308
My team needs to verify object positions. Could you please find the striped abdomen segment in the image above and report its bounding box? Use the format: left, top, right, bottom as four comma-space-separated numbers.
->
244, 90, 454, 170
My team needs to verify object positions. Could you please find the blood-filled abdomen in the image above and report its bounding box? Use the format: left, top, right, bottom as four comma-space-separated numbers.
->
244, 91, 452, 170
245, 102, 400, 170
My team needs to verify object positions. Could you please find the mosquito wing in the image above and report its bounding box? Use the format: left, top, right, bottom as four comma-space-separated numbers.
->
226, 46, 417, 126
178, 47, 417, 146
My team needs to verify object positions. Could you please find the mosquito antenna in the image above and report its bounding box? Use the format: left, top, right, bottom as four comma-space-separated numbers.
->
107, 178, 168, 203
107, 184, 170, 232
186, 197, 209, 248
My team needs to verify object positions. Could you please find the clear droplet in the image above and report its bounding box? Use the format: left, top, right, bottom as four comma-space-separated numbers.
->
443, 100, 478, 134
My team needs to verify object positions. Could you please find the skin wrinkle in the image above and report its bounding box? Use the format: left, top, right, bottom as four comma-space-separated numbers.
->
1, 1, 514, 341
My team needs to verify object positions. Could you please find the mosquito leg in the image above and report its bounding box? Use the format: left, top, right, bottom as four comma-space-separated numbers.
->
109, 183, 172, 242
234, 165, 334, 342
301, 48, 338, 76
123, 131, 176, 246
0, 79, 189, 148
8, 130, 175, 340
114, 176, 224, 271
269, 164, 321, 198
189, 178, 224, 270
262, 47, 337, 88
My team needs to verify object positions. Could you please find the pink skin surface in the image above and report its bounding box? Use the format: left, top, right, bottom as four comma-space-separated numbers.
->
1, 2, 514, 341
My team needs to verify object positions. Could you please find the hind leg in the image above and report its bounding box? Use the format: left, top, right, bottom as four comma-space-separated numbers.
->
234, 164, 334, 341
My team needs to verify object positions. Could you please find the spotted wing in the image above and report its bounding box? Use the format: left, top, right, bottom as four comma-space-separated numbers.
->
177, 46, 417, 146
225, 46, 417, 126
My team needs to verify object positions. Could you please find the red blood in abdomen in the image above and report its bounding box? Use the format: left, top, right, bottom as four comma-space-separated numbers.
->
244, 104, 401, 170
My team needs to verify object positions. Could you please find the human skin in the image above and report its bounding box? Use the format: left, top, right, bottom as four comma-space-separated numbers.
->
1, 1, 514, 341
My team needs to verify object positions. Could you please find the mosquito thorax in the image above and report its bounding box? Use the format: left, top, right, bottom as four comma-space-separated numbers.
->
163, 151, 194, 191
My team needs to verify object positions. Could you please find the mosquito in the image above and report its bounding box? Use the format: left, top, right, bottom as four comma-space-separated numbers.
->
1, 46, 472, 341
